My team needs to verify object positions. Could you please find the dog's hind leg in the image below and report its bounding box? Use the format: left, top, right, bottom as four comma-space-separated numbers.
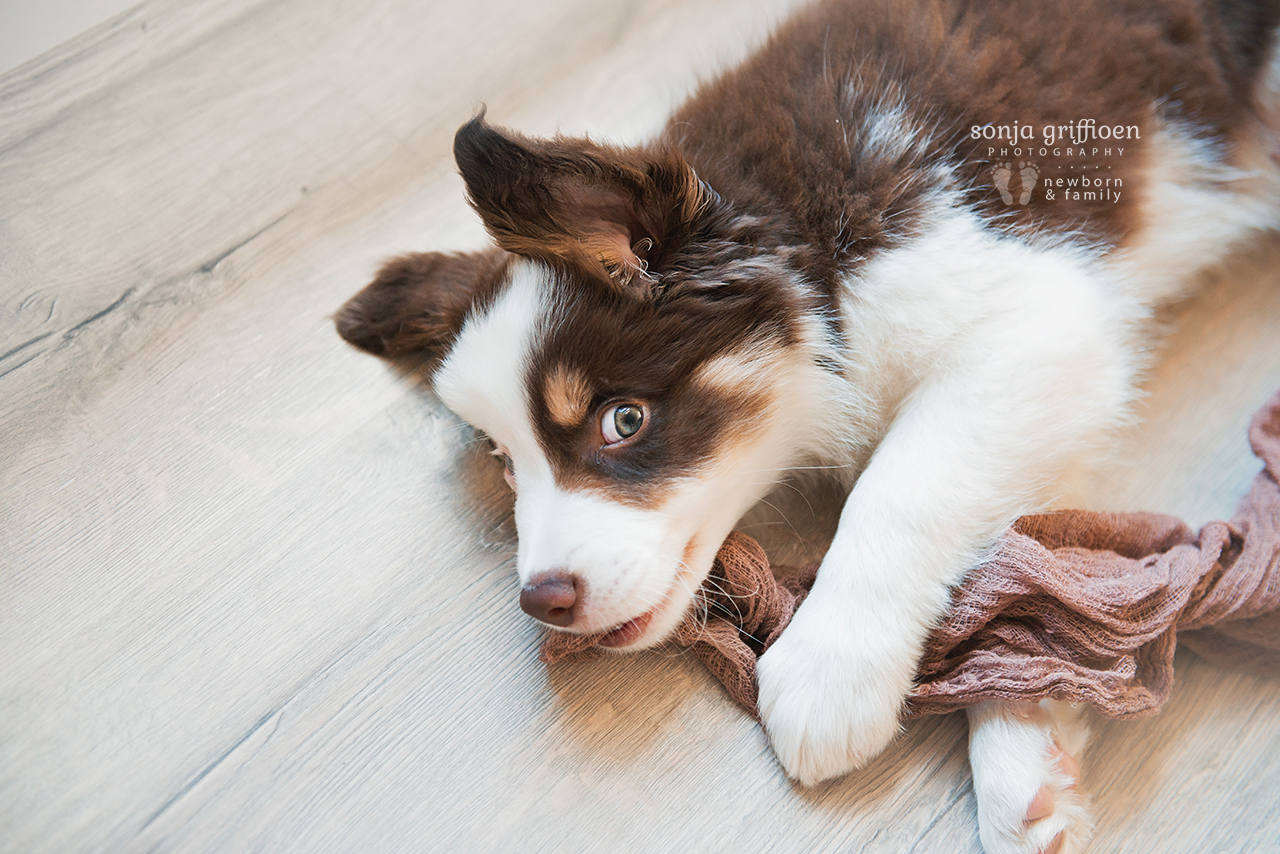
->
967, 699, 1094, 854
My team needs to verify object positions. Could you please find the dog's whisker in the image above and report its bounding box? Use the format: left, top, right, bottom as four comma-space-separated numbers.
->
746, 463, 854, 473
750, 497, 806, 544
760, 478, 821, 526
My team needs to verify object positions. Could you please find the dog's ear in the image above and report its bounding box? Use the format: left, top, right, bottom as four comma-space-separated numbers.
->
453, 115, 714, 295
335, 249, 507, 363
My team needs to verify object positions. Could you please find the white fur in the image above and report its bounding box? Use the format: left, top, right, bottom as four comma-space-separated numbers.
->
1114, 117, 1280, 303
1110, 47, 1280, 301
434, 259, 546, 458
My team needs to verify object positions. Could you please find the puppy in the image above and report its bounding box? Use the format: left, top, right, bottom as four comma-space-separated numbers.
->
337, 1, 1280, 851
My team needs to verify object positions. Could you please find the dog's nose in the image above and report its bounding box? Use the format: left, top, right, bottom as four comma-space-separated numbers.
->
520, 573, 579, 627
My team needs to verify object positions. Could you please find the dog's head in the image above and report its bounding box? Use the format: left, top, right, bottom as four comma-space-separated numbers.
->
337, 117, 827, 648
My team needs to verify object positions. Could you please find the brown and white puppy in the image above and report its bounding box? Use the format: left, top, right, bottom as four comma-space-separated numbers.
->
337, 1, 1280, 851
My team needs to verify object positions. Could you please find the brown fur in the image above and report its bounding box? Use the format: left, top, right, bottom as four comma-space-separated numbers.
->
336, 250, 509, 362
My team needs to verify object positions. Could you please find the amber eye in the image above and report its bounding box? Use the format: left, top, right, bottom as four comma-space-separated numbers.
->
602, 404, 645, 445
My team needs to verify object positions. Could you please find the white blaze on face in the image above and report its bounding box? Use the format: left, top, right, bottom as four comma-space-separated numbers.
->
434, 259, 545, 462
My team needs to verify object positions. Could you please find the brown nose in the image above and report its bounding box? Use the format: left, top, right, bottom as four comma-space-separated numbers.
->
520, 574, 579, 627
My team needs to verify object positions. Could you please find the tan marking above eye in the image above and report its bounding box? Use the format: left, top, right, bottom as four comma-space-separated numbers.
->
692, 340, 783, 395
544, 364, 593, 428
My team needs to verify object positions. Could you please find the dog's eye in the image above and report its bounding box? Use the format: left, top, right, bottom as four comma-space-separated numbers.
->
602, 404, 645, 444
489, 445, 516, 489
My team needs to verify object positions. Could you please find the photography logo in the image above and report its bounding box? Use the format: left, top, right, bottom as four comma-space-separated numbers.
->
972, 119, 1137, 205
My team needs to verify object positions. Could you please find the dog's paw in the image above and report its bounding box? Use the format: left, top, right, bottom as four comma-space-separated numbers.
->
967, 701, 1094, 854
756, 598, 913, 786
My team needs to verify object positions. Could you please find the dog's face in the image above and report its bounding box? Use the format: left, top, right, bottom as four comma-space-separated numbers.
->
338, 118, 825, 648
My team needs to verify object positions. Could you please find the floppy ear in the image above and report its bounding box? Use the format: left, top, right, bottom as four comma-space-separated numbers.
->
335, 249, 507, 363
453, 115, 714, 294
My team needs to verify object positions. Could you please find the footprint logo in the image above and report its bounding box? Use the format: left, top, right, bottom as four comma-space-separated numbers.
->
993, 162, 1014, 205
1018, 161, 1038, 204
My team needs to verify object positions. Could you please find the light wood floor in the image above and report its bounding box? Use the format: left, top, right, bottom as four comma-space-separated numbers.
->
3, 1, 1279, 851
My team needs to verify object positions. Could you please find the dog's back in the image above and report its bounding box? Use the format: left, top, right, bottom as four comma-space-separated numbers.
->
666, 0, 1280, 298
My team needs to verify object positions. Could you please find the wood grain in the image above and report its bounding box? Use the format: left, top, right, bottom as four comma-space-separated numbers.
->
1, 1, 1277, 851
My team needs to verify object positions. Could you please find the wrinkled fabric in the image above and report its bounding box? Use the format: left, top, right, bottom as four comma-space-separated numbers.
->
542, 390, 1280, 720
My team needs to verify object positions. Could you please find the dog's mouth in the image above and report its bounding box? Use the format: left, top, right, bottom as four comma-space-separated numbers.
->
596, 607, 658, 648
593, 549, 698, 649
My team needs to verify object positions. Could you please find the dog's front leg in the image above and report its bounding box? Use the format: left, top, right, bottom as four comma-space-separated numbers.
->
758, 380, 1010, 784
756, 269, 1135, 785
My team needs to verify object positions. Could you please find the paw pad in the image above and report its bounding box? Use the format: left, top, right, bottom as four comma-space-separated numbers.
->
1025, 785, 1055, 824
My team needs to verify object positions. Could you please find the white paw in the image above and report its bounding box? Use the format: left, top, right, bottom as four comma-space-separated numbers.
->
756, 597, 915, 786
967, 701, 1094, 854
